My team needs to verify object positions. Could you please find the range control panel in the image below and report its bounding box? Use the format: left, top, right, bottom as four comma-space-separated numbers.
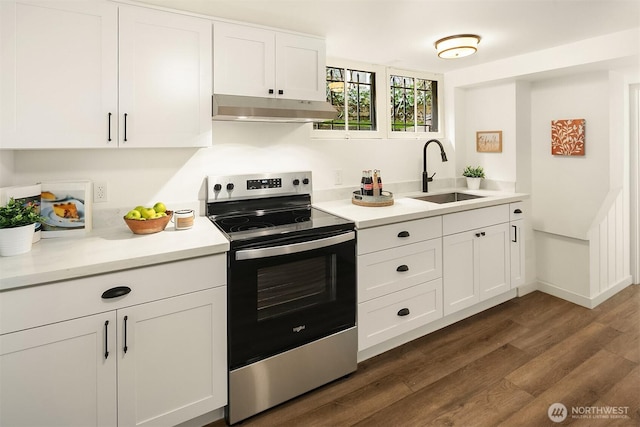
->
247, 178, 282, 190
207, 172, 312, 202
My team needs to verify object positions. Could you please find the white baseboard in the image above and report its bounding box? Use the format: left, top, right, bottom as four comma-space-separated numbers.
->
537, 276, 634, 309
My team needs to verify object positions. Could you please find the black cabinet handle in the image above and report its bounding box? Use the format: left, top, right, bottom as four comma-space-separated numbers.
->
514, 208, 522, 214
108, 112, 112, 142
475, 232, 481, 237
278, 89, 284, 95
397, 308, 410, 317
123, 113, 128, 142
104, 320, 109, 359
101, 286, 131, 299
475, 231, 486, 238
512, 225, 518, 243
268, 89, 274, 94
397, 231, 410, 238
123, 315, 128, 354
396, 265, 409, 272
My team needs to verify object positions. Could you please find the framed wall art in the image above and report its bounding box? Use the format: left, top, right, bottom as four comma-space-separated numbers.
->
476, 131, 502, 153
40, 180, 92, 238
551, 118, 585, 156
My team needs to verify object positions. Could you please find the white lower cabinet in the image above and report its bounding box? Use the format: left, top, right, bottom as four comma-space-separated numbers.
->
358, 278, 442, 350
0, 256, 227, 427
356, 217, 443, 351
443, 223, 510, 315
118, 288, 226, 427
442, 205, 511, 316
0, 312, 117, 427
355, 201, 525, 354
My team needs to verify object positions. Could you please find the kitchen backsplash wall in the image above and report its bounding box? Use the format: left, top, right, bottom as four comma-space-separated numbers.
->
6, 121, 456, 224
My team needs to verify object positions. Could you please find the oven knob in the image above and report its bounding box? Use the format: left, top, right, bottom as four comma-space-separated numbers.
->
292, 179, 300, 186
213, 183, 222, 192
226, 183, 234, 191
302, 178, 310, 185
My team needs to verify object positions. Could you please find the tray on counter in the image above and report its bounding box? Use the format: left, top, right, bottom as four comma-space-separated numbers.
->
352, 191, 394, 207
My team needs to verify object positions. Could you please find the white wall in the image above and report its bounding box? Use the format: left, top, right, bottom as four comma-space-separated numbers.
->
530, 72, 610, 240
6, 122, 443, 221
459, 82, 517, 183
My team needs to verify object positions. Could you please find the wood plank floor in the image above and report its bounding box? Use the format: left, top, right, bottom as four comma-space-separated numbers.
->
208, 285, 640, 427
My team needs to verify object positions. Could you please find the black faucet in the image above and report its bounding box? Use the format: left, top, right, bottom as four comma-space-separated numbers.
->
423, 139, 448, 192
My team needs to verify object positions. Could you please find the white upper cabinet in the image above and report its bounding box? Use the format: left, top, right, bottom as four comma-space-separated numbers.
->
0, 1, 212, 149
213, 21, 326, 101
118, 6, 212, 148
0, 0, 118, 149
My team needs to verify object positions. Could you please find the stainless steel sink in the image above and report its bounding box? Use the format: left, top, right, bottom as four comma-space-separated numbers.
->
411, 192, 485, 204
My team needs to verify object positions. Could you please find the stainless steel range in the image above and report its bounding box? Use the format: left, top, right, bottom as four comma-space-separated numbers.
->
206, 172, 357, 425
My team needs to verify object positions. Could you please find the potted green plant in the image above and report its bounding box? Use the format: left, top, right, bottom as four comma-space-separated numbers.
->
462, 166, 485, 190
0, 197, 43, 256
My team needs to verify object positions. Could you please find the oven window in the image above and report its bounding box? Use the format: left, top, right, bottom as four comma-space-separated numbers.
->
257, 254, 337, 321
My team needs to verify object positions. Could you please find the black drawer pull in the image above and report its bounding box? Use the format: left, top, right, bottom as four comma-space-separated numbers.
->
475, 232, 486, 238
123, 315, 129, 354
104, 320, 109, 359
278, 89, 284, 95
101, 286, 131, 299
397, 231, 410, 238
107, 112, 112, 142
123, 113, 128, 142
397, 308, 410, 317
268, 89, 274, 94
396, 265, 409, 272
514, 208, 522, 214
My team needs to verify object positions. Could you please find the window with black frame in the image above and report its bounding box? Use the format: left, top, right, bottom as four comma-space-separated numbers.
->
314, 66, 376, 131
390, 74, 438, 133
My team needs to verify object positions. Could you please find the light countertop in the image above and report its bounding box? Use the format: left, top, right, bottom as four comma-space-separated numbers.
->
314, 188, 529, 229
0, 217, 229, 291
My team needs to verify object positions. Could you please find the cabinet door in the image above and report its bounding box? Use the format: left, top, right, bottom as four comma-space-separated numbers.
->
478, 223, 511, 300
443, 230, 479, 315
510, 219, 525, 288
119, 6, 212, 148
117, 287, 227, 427
275, 32, 326, 101
0, 312, 117, 426
213, 22, 276, 98
0, 0, 118, 149
443, 223, 511, 315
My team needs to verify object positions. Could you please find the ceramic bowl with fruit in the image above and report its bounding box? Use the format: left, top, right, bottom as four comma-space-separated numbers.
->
123, 202, 173, 235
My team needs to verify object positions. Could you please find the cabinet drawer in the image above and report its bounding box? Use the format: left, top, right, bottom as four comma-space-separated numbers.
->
510, 202, 525, 221
357, 217, 442, 255
0, 255, 226, 335
443, 205, 509, 236
358, 278, 443, 351
358, 239, 441, 302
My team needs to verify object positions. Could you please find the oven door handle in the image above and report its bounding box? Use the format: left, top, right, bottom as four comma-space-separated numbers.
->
235, 231, 355, 260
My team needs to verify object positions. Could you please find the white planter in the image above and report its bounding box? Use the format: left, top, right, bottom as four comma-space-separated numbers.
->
0, 223, 35, 256
466, 177, 482, 190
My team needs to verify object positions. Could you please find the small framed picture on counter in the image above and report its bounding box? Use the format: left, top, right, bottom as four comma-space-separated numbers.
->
40, 180, 92, 238
476, 130, 502, 153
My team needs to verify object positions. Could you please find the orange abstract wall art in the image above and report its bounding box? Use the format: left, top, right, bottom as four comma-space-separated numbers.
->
551, 119, 585, 156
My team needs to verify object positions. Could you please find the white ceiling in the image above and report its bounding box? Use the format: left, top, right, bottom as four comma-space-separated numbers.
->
137, 0, 640, 73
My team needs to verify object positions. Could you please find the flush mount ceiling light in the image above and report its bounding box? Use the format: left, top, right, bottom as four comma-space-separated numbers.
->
435, 34, 481, 59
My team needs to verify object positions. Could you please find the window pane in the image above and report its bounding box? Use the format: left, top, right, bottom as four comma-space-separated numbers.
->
416, 78, 437, 132
316, 67, 376, 131
390, 74, 414, 132
391, 74, 438, 133
315, 66, 345, 130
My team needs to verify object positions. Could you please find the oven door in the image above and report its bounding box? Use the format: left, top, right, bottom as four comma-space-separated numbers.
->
228, 229, 356, 370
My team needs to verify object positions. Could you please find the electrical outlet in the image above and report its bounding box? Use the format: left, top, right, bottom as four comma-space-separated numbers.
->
94, 182, 108, 203
334, 169, 343, 185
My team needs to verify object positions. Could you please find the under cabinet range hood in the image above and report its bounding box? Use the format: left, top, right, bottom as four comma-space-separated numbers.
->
211, 94, 339, 122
